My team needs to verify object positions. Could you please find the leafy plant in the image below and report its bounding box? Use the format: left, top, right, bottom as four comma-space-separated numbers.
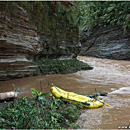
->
0, 95, 82, 129
36, 58, 92, 75
13, 87, 24, 92
78, 1, 130, 33
12, 83, 24, 92
31, 88, 52, 100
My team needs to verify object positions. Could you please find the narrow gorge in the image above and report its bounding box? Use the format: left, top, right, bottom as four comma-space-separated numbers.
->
0, 2, 130, 80
0, 1, 130, 129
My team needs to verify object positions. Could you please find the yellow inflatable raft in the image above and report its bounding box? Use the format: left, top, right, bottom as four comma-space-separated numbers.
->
50, 84, 104, 108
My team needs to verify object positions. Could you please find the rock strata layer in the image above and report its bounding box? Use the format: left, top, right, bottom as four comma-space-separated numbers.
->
0, 3, 79, 80
80, 25, 130, 60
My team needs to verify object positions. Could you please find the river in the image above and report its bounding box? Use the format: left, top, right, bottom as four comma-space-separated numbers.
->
0, 56, 130, 129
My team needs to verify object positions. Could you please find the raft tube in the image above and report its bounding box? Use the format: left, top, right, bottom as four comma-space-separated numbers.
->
50, 84, 104, 108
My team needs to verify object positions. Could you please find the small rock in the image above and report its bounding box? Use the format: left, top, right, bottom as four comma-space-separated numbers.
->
100, 91, 108, 96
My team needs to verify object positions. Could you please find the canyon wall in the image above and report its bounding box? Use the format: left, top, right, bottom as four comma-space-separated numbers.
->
79, 25, 130, 60
0, 3, 79, 80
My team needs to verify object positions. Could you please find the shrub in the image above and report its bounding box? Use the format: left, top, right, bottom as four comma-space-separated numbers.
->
36, 58, 93, 75
0, 96, 82, 129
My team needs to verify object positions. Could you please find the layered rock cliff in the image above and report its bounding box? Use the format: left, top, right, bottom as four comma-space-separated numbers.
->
79, 25, 130, 60
0, 3, 79, 80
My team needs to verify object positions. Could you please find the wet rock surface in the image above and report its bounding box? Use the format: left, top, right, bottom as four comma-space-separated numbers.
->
79, 25, 130, 60
0, 61, 38, 80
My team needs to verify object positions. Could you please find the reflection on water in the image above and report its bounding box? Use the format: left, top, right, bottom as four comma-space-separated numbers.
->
0, 56, 130, 129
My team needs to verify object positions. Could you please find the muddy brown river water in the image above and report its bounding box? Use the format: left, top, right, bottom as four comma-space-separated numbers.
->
0, 56, 130, 129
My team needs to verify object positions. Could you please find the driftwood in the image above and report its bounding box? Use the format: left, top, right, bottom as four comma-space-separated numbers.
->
0, 92, 17, 101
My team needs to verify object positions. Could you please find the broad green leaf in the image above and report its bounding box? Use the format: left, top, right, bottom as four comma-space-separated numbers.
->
38, 96, 47, 100
41, 93, 52, 96
31, 88, 38, 96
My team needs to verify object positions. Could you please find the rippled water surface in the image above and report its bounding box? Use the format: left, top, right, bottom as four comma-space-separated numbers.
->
0, 56, 130, 129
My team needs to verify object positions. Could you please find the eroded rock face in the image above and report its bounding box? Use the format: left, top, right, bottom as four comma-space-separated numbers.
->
0, 4, 41, 80
0, 3, 79, 80
79, 25, 130, 60
37, 27, 80, 60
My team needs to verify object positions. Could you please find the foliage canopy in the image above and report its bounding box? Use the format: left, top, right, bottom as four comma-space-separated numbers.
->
77, 1, 130, 32
3, 1, 130, 33
22, 1, 130, 33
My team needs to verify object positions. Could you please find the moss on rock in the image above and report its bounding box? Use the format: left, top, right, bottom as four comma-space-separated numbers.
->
34, 58, 93, 75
